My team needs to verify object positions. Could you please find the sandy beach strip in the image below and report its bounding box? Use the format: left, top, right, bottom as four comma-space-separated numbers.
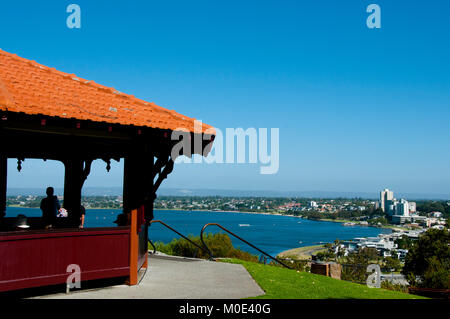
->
277, 244, 328, 260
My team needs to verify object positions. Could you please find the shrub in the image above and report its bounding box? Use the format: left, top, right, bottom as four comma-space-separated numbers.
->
152, 232, 259, 262
341, 264, 367, 284
314, 250, 335, 262
381, 281, 409, 294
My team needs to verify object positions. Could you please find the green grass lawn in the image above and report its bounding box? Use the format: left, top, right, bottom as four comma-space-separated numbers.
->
223, 259, 427, 299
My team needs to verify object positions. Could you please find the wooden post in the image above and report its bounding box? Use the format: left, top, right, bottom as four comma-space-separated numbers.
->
123, 153, 155, 219
128, 209, 138, 285
63, 159, 83, 226
123, 152, 154, 281
0, 156, 6, 218
123, 155, 138, 286
122, 156, 137, 214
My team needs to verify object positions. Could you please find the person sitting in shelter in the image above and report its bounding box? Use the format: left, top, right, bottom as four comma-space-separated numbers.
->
113, 213, 128, 226
40, 187, 60, 229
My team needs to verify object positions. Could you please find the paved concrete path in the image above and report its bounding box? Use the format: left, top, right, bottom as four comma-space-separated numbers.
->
32, 254, 265, 299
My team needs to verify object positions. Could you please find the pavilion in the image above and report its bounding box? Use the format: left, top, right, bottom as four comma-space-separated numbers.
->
0, 49, 215, 292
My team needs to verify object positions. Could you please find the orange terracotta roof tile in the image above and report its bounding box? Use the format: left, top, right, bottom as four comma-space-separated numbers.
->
0, 49, 215, 134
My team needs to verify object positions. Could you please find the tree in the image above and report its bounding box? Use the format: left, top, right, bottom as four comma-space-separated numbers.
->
348, 247, 380, 265
368, 216, 388, 226
395, 235, 413, 250
314, 243, 336, 262
341, 247, 380, 283
333, 239, 346, 259
402, 229, 450, 289
368, 207, 384, 217
314, 250, 335, 262
416, 201, 446, 215
383, 256, 402, 272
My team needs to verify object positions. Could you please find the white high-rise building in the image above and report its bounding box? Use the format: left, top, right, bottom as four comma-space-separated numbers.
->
379, 188, 414, 219
409, 202, 417, 214
380, 189, 394, 213
387, 200, 397, 216
396, 199, 410, 217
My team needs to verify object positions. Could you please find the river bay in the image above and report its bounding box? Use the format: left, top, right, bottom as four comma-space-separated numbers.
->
5, 207, 391, 256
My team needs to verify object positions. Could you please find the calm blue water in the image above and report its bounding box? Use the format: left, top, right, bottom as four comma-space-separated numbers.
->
6, 207, 391, 256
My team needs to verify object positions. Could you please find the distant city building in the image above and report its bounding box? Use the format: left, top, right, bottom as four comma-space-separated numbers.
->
379, 188, 419, 221
431, 211, 442, 218
396, 199, 410, 217
409, 202, 417, 213
391, 214, 427, 225
386, 199, 396, 216
309, 201, 318, 209
425, 217, 445, 227
380, 189, 394, 213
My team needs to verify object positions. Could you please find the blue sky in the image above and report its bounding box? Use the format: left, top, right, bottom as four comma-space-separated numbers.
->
2, 1, 450, 194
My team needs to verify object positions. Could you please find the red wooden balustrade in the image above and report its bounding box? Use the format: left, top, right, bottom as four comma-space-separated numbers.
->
0, 207, 147, 293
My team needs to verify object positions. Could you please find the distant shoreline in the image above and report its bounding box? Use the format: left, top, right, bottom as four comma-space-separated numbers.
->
7, 205, 121, 210
7, 187, 450, 200
7, 206, 394, 231
154, 208, 394, 230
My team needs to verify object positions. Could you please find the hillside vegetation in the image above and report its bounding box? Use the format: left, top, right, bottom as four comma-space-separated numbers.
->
224, 259, 427, 299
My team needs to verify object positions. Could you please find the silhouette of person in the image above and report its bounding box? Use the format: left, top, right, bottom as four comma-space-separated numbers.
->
40, 187, 60, 229
113, 213, 128, 226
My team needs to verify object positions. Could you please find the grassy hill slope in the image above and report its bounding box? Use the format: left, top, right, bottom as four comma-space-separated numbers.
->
224, 259, 427, 299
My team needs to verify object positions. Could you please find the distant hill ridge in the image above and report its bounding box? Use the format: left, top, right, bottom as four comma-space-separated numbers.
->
6, 187, 450, 200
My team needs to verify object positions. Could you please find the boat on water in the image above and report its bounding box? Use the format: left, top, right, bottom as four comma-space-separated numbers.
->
239, 224, 250, 227
343, 222, 356, 226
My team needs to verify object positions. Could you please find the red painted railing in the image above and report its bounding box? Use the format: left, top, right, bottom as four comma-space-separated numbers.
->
0, 227, 130, 293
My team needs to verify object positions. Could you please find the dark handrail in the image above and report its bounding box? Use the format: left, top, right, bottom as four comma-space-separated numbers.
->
200, 223, 293, 269
148, 220, 212, 258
